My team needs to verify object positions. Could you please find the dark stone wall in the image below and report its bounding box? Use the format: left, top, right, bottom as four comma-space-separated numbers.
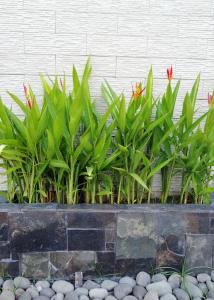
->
0, 204, 213, 279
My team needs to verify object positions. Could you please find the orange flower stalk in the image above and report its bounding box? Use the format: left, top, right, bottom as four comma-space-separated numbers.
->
167, 66, 173, 81
60, 78, 64, 90
208, 93, 213, 106
23, 83, 33, 109
132, 83, 145, 101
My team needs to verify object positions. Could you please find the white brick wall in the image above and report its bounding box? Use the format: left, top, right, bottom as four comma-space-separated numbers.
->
0, 0, 214, 191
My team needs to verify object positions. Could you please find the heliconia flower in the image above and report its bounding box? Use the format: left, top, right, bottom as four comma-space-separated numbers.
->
132, 83, 145, 101
208, 93, 213, 106
23, 83, 33, 110
60, 78, 64, 90
23, 83, 28, 99
27, 99, 33, 109
167, 66, 173, 81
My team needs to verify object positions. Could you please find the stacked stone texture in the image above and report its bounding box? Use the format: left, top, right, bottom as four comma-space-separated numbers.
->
0, 205, 214, 278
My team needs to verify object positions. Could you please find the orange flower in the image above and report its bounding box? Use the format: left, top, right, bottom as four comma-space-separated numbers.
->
132, 83, 145, 101
23, 83, 33, 109
167, 66, 173, 81
208, 93, 213, 106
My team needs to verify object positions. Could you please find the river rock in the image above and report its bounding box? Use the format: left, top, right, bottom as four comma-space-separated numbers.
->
52, 293, 64, 300
52, 280, 74, 294
181, 281, 203, 298
146, 280, 172, 296
3, 279, 14, 290
114, 283, 132, 299
185, 275, 198, 285
18, 292, 32, 300
64, 291, 79, 300
83, 280, 100, 290
74, 287, 88, 296
136, 272, 151, 287
79, 296, 89, 300
105, 296, 117, 300
160, 294, 177, 300
34, 296, 50, 300
15, 288, 25, 298
36, 281, 50, 291
168, 274, 181, 289
208, 290, 214, 298
0, 290, 15, 300
207, 280, 214, 291
151, 273, 167, 283
14, 277, 31, 290
197, 273, 211, 282
123, 296, 138, 300
26, 286, 39, 298
101, 280, 118, 291
173, 288, 190, 300
211, 270, 214, 281
144, 291, 159, 300
198, 282, 208, 295
89, 288, 108, 299
40, 287, 55, 298
133, 285, 147, 299
119, 277, 136, 288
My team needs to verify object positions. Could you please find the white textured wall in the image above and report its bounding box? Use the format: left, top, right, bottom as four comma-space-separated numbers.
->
0, 0, 214, 191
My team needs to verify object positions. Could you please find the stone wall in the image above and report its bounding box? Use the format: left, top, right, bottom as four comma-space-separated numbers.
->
0, 204, 213, 279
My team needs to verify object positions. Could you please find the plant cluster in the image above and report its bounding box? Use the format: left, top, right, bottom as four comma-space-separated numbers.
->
0, 61, 214, 204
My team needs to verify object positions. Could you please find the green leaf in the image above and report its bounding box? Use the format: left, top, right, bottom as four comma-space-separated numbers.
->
147, 158, 173, 180
190, 74, 200, 108
8, 92, 28, 115
72, 65, 80, 95
0, 144, 6, 154
50, 159, 70, 170
145, 67, 153, 100
118, 95, 126, 132
129, 173, 149, 191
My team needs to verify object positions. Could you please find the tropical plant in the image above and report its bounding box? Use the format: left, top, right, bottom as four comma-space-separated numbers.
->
102, 69, 173, 204
0, 60, 213, 205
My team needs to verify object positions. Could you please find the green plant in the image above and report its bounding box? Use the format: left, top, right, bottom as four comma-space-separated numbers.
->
102, 69, 173, 204
179, 94, 214, 204
158, 262, 213, 298
0, 60, 213, 204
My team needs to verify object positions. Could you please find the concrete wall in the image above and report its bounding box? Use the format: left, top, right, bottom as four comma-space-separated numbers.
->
0, 0, 214, 190
0, 204, 213, 278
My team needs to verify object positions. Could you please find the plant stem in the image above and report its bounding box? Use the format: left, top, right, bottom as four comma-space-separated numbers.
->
117, 176, 122, 205
29, 159, 35, 203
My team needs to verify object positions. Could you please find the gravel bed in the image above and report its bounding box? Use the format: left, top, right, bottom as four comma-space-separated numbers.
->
1, 271, 214, 300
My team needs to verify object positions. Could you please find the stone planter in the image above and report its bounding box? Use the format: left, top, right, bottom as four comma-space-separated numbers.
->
0, 202, 213, 279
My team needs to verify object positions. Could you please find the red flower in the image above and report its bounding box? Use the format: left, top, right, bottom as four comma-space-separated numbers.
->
60, 78, 64, 90
27, 99, 33, 109
23, 83, 33, 110
132, 83, 145, 101
167, 66, 173, 81
208, 93, 213, 106
23, 84, 28, 97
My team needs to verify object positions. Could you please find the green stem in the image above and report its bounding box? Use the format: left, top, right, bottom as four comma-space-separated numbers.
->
132, 180, 135, 204
29, 159, 35, 203
127, 177, 130, 205
68, 165, 74, 205
117, 176, 122, 205
162, 158, 175, 203
92, 178, 96, 204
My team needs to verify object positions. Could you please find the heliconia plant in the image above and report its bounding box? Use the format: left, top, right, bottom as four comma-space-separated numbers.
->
0, 59, 213, 205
